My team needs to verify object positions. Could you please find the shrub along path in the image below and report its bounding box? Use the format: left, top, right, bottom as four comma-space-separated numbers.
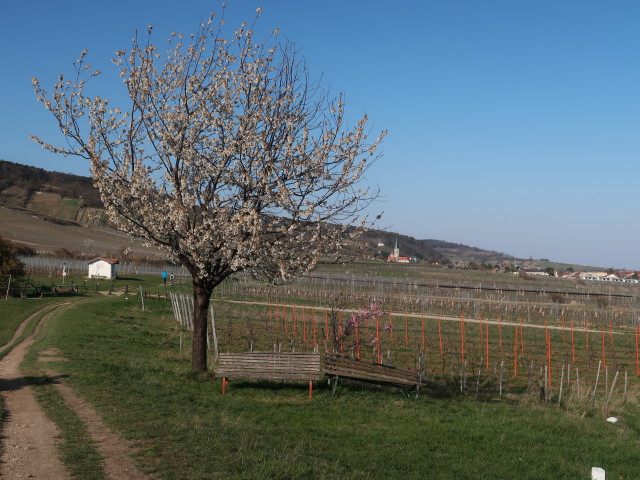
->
0, 301, 152, 480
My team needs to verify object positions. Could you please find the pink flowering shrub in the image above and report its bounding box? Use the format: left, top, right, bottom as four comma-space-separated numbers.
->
330, 303, 386, 354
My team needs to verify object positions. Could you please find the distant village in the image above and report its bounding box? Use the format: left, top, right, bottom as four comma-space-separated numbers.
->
518, 266, 640, 284
385, 238, 418, 264
385, 239, 639, 284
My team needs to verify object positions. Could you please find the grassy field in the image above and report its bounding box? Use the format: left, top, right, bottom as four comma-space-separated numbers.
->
0, 298, 65, 346
4, 292, 639, 479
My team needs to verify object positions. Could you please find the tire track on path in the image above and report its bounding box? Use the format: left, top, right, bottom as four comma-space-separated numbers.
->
0, 302, 71, 480
0, 300, 154, 480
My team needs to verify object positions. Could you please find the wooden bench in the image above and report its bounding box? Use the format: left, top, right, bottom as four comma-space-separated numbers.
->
216, 352, 322, 397
214, 352, 423, 396
322, 354, 422, 389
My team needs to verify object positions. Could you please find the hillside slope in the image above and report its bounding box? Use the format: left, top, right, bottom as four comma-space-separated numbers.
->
359, 230, 449, 264
420, 239, 516, 265
0, 159, 102, 209
0, 204, 162, 259
0, 159, 536, 266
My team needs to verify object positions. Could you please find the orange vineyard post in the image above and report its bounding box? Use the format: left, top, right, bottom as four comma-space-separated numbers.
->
312, 307, 317, 347
460, 309, 466, 363
601, 326, 606, 367
325, 311, 329, 343
546, 323, 552, 388
485, 322, 489, 369
585, 318, 589, 352
405, 312, 409, 347
339, 312, 344, 354
519, 318, 524, 354
302, 307, 307, 342
571, 321, 575, 363
283, 302, 288, 333
609, 323, 613, 349
376, 318, 381, 364
293, 305, 297, 339
635, 330, 639, 375
437, 315, 443, 355
513, 326, 518, 377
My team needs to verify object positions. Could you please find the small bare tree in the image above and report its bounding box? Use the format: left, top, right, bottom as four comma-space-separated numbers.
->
31, 7, 385, 371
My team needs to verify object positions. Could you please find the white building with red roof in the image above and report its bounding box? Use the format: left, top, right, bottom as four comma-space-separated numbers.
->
87, 257, 119, 279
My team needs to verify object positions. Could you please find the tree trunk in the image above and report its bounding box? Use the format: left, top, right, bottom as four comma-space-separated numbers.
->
191, 277, 214, 371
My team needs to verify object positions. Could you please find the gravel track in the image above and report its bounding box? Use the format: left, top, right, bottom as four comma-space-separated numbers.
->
0, 301, 153, 480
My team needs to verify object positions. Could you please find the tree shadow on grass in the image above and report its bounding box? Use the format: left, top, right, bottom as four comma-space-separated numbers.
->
24, 373, 71, 388
219, 378, 418, 398
0, 375, 69, 392
219, 379, 312, 395
214, 377, 524, 404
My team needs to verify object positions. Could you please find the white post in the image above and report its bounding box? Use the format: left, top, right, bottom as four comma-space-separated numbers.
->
592, 361, 602, 404
607, 371, 619, 404
188, 296, 194, 331
169, 292, 177, 323
5, 275, 10, 300
210, 305, 218, 361
139, 285, 145, 311
558, 361, 565, 404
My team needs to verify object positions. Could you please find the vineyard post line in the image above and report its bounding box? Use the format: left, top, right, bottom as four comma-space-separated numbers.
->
218, 299, 631, 336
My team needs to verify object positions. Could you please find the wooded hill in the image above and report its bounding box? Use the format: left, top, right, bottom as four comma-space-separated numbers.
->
0, 159, 102, 209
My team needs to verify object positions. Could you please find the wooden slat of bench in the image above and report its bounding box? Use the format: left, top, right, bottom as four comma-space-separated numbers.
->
323, 355, 418, 379
322, 355, 421, 387
322, 355, 417, 378
216, 352, 322, 381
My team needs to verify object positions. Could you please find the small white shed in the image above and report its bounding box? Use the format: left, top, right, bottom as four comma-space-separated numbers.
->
88, 257, 119, 279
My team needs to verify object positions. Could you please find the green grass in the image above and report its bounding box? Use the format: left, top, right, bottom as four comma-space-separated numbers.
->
0, 298, 55, 343
0, 297, 78, 355
22, 295, 640, 479
21, 273, 186, 298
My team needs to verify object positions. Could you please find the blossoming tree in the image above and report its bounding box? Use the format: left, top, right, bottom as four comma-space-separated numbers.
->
31, 8, 385, 371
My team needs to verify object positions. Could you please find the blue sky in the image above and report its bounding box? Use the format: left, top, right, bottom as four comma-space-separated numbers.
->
1, 1, 639, 269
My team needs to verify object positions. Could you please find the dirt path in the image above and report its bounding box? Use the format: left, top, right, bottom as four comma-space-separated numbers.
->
43, 367, 152, 480
0, 303, 70, 479
0, 302, 153, 480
